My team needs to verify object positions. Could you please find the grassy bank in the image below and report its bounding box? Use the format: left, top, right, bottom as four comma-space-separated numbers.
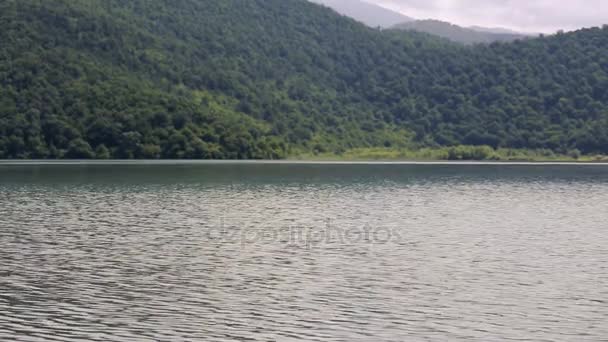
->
292, 146, 608, 162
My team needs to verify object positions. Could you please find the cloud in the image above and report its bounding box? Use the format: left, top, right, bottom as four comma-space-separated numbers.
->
369, 0, 608, 33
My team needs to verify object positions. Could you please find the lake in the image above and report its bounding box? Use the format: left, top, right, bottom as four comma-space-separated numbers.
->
1, 161, 607, 341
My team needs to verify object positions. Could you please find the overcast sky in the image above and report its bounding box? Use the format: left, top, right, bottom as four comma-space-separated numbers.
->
369, 0, 608, 33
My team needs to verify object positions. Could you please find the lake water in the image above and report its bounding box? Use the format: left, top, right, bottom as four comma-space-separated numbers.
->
1, 162, 607, 341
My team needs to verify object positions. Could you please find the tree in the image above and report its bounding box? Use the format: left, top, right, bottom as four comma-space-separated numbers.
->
66, 138, 95, 159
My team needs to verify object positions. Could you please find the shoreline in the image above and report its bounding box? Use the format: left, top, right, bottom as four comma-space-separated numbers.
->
1, 159, 608, 166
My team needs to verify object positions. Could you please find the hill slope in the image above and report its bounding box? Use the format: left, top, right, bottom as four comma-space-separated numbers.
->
393, 20, 530, 44
1, 0, 608, 159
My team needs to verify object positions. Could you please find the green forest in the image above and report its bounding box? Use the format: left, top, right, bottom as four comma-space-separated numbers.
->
1, 0, 607, 159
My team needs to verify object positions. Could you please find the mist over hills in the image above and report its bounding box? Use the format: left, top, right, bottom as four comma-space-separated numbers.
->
1, 0, 607, 159
392, 20, 531, 45
469, 26, 533, 35
313, 0, 535, 44
309, 0, 413, 28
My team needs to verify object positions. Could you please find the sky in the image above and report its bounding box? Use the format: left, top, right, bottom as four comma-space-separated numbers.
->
368, 0, 608, 33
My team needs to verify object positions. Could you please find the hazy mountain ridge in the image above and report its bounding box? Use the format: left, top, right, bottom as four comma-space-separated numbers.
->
392, 19, 531, 44
468, 25, 534, 35
312, 0, 534, 44
309, 0, 413, 27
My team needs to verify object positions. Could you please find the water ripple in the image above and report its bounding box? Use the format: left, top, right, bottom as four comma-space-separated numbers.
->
1, 164, 607, 341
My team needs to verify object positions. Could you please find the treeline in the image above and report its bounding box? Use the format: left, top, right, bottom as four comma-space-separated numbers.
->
300, 146, 595, 162
1, 0, 607, 159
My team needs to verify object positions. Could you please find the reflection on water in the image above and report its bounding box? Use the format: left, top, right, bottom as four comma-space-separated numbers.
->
1, 163, 607, 341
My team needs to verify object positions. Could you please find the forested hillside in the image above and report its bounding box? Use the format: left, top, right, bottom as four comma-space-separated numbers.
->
1, 0, 607, 159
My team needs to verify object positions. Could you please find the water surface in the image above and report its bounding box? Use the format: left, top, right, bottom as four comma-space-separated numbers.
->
1, 162, 607, 341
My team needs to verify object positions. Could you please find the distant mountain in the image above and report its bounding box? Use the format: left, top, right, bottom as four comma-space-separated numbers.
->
468, 25, 531, 35
392, 20, 530, 44
311, 0, 533, 44
310, 0, 413, 27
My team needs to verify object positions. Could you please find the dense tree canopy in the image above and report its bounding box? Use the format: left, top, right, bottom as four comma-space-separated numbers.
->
1, 0, 607, 159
